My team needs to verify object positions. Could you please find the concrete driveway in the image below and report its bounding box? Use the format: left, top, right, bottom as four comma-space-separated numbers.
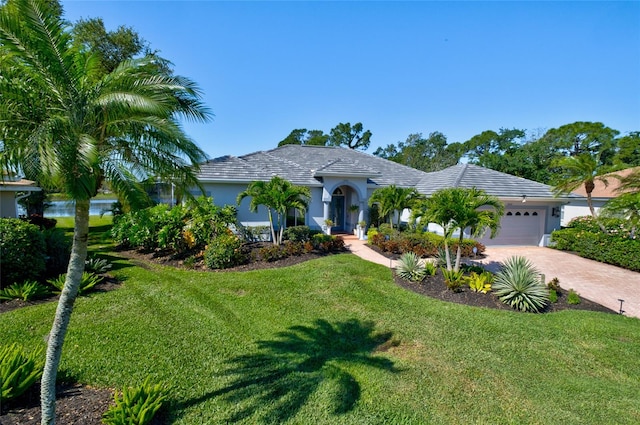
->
479, 247, 639, 319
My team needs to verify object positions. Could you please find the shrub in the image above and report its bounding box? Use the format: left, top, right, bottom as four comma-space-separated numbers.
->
0, 281, 51, 301
204, 233, 247, 269
47, 272, 102, 295
549, 288, 558, 303
258, 244, 288, 262
441, 268, 465, 292
102, 378, 168, 425
547, 277, 561, 293
466, 271, 493, 293
157, 204, 189, 252
283, 240, 305, 256
396, 252, 426, 282
366, 227, 379, 242
21, 214, 57, 230
0, 218, 46, 288
493, 256, 549, 313
0, 343, 44, 403
85, 256, 113, 274
567, 289, 581, 305
43, 227, 72, 277
283, 226, 311, 242
423, 260, 437, 276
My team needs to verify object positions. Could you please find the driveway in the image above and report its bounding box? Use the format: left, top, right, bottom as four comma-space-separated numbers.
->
479, 247, 639, 319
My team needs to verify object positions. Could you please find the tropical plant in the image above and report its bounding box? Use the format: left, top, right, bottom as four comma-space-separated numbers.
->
237, 176, 310, 245
492, 256, 549, 312
466, 271, 493, 293
599, 192, 640, 238
549, 288, 559, 303
1, 343, 44, 403
368, 185, 423, 228
84, 256, 113, 274
567, 289, 581, 305
441, 268, 465, 292
0, 1, 211, 419
395, 252, 426, 282
423, 260, 437, 276
413, 187, 504, 271
47, 272, 103, 296
0, 280, 51, 301
203, 232, 247, 269
547, 277, 561, 293
102, 378, 168, 425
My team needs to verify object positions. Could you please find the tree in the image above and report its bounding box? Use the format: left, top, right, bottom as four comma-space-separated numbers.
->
374, 132, 462, 172
278, 128, 329, 147
541, 121, 619, 165
463, 128, 526, 169
412, 188, 504, 271
368, 185, 423, 228
614, 131, 640, 167
328, 122, 372, 150
600, 193, 640, 239
237, 176, 310, 245
0, 1, 211, 423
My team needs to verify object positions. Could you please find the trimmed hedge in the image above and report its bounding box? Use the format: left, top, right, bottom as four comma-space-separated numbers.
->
551, 228, 640, 272
366, 228, 485, 258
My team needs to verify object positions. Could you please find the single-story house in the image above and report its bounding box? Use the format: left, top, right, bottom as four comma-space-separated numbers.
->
561, 167, 638, 226
0, 175, 41, 218
195, 145, 577, 246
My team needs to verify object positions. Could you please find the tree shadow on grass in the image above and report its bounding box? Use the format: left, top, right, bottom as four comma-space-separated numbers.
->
177, 319, 398, 424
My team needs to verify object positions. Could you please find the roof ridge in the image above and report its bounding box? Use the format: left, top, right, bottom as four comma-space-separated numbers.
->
453, 163, 468, 187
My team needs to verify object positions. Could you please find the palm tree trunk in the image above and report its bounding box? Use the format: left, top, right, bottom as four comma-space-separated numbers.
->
443, 239, 452, 271
454, 233, 464, 272
586, 190, 608, 233
267, 209, 277, 245
41, 200, 90, 425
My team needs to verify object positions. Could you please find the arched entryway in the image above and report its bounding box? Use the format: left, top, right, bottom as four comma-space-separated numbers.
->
327, 185, 363, 233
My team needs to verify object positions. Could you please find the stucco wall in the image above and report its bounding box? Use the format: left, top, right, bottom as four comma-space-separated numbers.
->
1, 192, 17, 218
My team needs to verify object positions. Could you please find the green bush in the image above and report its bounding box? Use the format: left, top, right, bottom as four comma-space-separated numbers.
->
311, 234, 345, 252
0, 218, 46, 288
0, 343, 44, 403
47, 272, 102, 295
43, 227, 72, 277
423, 261, 437, 276
549, 288, 558, 303
567, 289, 581, 305
258, 244, 288, 262
204, 233, 247, 269
283, 225, 311, 242
0, 280, 51, 301
551, 228, 640, 271
102, 378, 168, 425
493, 256, 549, 313
441, 268, 465, 292
395, 252, 426, 282
366, 230, 485, 259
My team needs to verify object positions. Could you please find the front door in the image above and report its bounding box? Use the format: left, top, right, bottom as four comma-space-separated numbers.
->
330, 188, 345, 231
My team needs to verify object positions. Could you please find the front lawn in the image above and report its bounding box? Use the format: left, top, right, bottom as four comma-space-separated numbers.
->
1, 222, 639, 423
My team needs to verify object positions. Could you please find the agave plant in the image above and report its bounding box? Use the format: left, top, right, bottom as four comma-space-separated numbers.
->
395, 252, 426, 282
493, 256, 549, 312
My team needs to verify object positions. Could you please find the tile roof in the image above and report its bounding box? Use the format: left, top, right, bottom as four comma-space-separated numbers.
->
197, 145, 573, 200
571, 167, 639, 198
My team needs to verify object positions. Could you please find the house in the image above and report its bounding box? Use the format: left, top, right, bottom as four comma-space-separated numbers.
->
0, 175, 41, 218
195, 145, 576, 246
561, 167, 638, 226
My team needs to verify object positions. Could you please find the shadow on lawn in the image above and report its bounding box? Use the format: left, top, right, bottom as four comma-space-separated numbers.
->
177, 319, 398, 424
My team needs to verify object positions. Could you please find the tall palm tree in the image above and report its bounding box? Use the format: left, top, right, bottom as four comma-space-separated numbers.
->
551, 153, 612, 232
368, 185, 423, 228
413, 187, 504, 271
0, 1, 211, 423
237, 176, 310, 245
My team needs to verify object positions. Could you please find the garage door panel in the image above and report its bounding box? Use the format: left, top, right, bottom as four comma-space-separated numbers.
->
477, 209, 544, 246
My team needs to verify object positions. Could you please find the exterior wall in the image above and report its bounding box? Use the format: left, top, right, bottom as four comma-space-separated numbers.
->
1, 192, 17, 218
561, 199, 607, 227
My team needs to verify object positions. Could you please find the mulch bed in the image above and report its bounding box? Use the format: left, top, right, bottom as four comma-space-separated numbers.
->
0, 244, 616, 424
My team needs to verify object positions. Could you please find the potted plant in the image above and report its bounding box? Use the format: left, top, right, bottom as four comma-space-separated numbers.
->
348, 204, 359, 232
358, 220, 367, 240
324, 218, 334, 235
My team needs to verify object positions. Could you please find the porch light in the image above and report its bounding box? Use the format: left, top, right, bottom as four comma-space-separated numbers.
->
521, 195, 527, 203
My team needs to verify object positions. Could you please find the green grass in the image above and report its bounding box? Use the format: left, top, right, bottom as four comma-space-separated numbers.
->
1, 222, 639, 424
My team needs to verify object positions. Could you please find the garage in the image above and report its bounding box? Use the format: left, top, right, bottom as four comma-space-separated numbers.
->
476, 209, 545, 246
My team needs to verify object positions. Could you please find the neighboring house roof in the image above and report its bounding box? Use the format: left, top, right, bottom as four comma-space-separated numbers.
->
0, 178, 41, 192
571, 167, 639, 199
197, 145, 572, 200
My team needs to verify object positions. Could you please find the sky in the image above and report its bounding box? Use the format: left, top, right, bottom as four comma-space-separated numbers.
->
61, 1, 640, 160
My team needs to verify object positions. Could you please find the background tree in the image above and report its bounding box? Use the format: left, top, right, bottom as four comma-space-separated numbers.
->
462, 128, 526, 169
368, 185, 423, 228
237, 176, 310, 245
328, 122, 372, 150
540, 121, 619, 165
0, 1, 211, 423
278, 128, 329, 147
412, 188, 504, 271
613, 131, 640, 167
374, 132, 462, 172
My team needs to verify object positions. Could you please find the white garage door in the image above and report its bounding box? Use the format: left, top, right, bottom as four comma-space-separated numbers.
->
476, 209, 544, 246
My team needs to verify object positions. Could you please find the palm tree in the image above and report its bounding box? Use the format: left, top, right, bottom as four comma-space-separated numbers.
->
0, 1, 211, 423
551, 153, 612, 232
237, 176, 310, 245
368, 185, 423, 228
413, 187, 504, 271
602, 167, 640, 238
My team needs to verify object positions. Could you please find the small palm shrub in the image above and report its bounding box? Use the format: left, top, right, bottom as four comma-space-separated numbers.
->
47, 272, 103, 295
396, 252, 426, 282
441, 268, 465, 292
423, 260, 437, 276
85, 256, 112, 274
567, 289, 581, 305
0, 280, 51, 301
204, 233, 247, 269
466, 271, 493, 293
102, 378, 168, 425
493, 256, 549, 313
1, 343, 44, 403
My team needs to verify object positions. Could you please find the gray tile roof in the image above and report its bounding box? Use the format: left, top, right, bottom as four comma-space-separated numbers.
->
197, 145, 575, 200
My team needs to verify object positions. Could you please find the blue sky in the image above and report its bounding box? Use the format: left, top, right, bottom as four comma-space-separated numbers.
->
61, 1, 640, 160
